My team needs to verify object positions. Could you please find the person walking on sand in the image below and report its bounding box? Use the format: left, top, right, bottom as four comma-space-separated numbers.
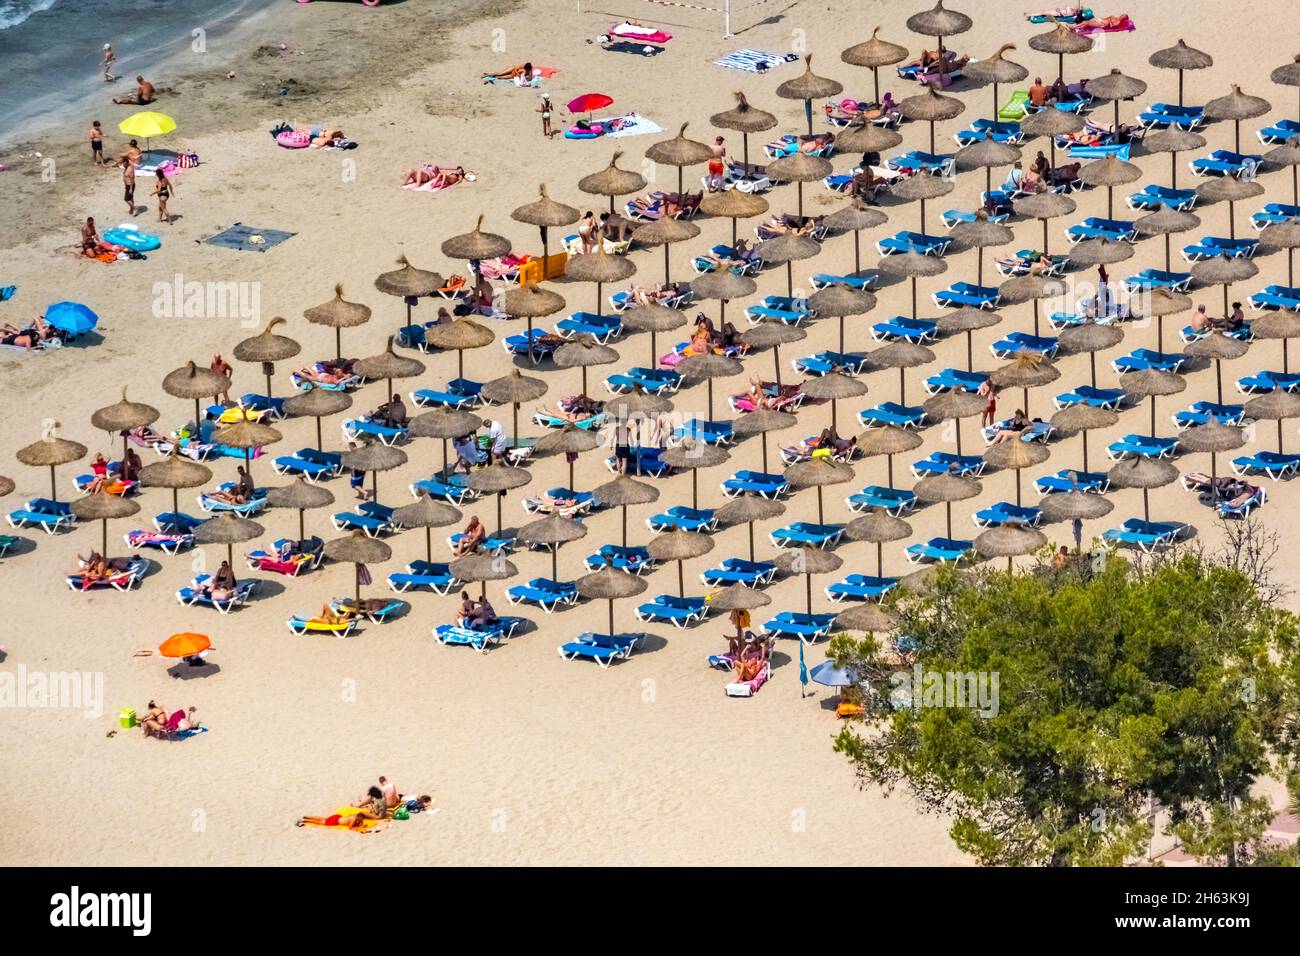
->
210, 353, 233, 403
101, 44, 116, 83
89, 120, 105, 165
538, 93, 554, 138
121, 160, 135, 216
707, 136, 727, 192
152, 168, 174, 224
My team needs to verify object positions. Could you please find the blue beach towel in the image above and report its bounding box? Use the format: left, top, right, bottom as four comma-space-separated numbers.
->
714, 50, 798, 73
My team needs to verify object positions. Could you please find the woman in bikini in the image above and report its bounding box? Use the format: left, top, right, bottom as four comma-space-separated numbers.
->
152, 169, 174, 224
577, 211, 597, 253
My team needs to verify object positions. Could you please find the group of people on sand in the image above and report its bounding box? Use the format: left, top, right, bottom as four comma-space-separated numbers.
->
138, 701, 200, 739
682, 313, 744, 358
1005, 151, 1080, 196
72, 551, 137, 590
1, 316, 65, 351
401, 164, 468, 189
1189, 302, 1247, 335
458, 590, 499, 629
297, 776, 433, 830
576, 209, 636, 252
112, 74, 156, 106
450, 419, 509, 473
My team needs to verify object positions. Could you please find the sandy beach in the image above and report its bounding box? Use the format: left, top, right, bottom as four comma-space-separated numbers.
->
1, 0, 1298, 866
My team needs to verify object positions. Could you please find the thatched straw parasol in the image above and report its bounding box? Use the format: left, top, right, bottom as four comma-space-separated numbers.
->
730, 409, 798, 474
836, 601, 899, 634
353, 336, 426, 395
1107, 456, 1179, 522
784, 457, 854, 526
950, 214, 1015, 296
1253, 307, 1300, 379
511, 184, 579, 277
739, 320, 806, 385
0, 476, 13, 498
602, 388, 673, 423
1131, 286, 1192, 353
518, 511, 587, 581
634, 216, 702, 285
1149, 39, 1213, 106
936, 305, 1004, 373
890, 169, 955, 234
621, 303, 688, 369
194, 512, 264, 568
340, 443, 407, 501
757, 232, 822, 298
1179, 419, 1245, 494
553, 335, 619, 395
1028, 23, 1093, 84
1122, 368, 1187, 436
1195, 176, 1265, 240
876, 250, 947, 320
1050, 403, 1117, 474
1086, 68, 1148, 129
409, 407, 483, 476
593, 474, 660, 546
425, 319, 494, 379
801, 371, 868, 433
1244, 389, 1300, 453
923, 390, 985, 455
645, 122, 714, 194
449, 551, 518, 602
956, 135, 1023, 196
92, 387, 160, 457
869, 339, 934, 405
578, 150, 648, 214
534, 425, 599, 490
1191, 255, 1260, 317
809, 283, 877, 354
303, 283, 371, 359
1204, 85, 1272, 154
1185, 332, 1250, 404
845, 508, 912, 579
708, 582, 772, 612
648, 527, 716, 596
716, 493, 787, 563
776, 545, 843, 613
675, 351, 745, 420
324, 530, 392, 601
267, 477, 336, 543
282, 387, 352, 450
699, 188, 770, 245
1040, 488, 1114, 525
1014, 190, 1077, 255
899, 86, 965, 154
824, 203, 889, 275
1078, 154, 1143, 219
765, 151, 833, 217
391, 492, 461, 564
1135, 203, 1202, 283
1068, 237, 1135, 269
1060, 321, 1125, 388
139, 447, 212, 516
482, 370, 547, 454
913, 472, 981, 538
658, 439, 731, 510
983, 438, 1050, 505
71, 491, 139, 554
690, 269, 757, 327
1020, 107, 1085, 168
213, 419, 281, 480
1142, 126, 1207, 189
1272, 55, 1300, 117
835, 120, 904, 154
441, 214, 511, 262
966, 43, 1030, 124
577, 559, 648, 637
776, 55, 844, 134
502, 283, 565, 364
15, 425, 87, 501
233, 317, 302, 399
163, 360, 230, 433
975, 525, 1047, 569
842, 27, 911, 104
906, 0, 973, 52
563, 242, 636, 314
466, 464, 531, 537
988, 351, 1060, 416
1259, 221, 1300, 294
373, 256, 443, 331
711, 91, 779, 168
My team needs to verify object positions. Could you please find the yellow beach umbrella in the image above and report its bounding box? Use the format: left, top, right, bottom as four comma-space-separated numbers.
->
118, 111, 176, 148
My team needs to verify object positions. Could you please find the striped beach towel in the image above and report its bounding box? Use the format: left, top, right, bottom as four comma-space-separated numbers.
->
713, 49, 797, 73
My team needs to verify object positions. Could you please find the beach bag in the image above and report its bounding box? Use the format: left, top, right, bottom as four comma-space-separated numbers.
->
177, 150, 199, 168
392, 805, 410, 821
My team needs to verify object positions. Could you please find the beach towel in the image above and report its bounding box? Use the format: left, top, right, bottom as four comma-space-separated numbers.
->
605, 21, 672, 43
300, 807, 388, 833
714, 50, 799, 73
1073, 15, 1134, 34
483, 66, 558, 85
601, 40, 663, 57
564, 114, 662, 140
204, 223, 296, 253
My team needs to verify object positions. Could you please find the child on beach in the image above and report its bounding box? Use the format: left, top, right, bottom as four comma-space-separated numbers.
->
89, 120, 104, 165
101, 44, 116, 82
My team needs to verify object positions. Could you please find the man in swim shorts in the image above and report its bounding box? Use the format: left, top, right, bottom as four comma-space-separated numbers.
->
113, 75, 155, 105
121, 161, 136, 216
707, 136, 727, 192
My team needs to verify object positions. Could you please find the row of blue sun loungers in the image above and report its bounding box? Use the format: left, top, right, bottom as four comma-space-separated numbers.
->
388, 560, 460, 594
585, 544, 655, 574
342, 417, 408, 447
272, 448, 343, 482
954, 119, 1024, 145
810, 272, 878, 291
1182, 322, 1253, 343
1190, 150, 1262, 179
911, 451, 985, 479
1252, 203, 1300, 229
669, 419, 734, 446
1127, 184, 1197, 212
1250, 286, 1300, 311
505, 329, 560, 360
556, 312, 623, 343
647, 506, 718, 533
992, 331, 1059, 359
770, 521, 844, 549
1102, 519, 1192, 552
721, 470, 788, 498
858, 401, 926, 429
932, 282, 1001, 310
6, 498, 76, 534
692, 244, 764, 277
1065, 217, 1137, 243
1107, 434, 1180, 460
1138, 103, 1205, 130
507, 577, 578, 613
608, 288, 694, 312
1048, 309, 1128, 329
1238, 370, 1300, 393
605, 367, 681, 395
907, 537, 974, 564
792, 350, 869, 376
847, 485, 917, 515
410, 473, 478, 506
826, 574, 898, 601
1124, 269, 1192, 293
877, 231, 950, 257
1034, 469, 1111, 495
557, 631, 641, 668
924, 368, 988, 394
409, 378, 482, 409
744, 295, 815, 325
701, 558, 776, 587
1232, 452, 1300, 480
1173, 401, 1247, 428
871, 316, 938, 343
1113, 349, 1185, 374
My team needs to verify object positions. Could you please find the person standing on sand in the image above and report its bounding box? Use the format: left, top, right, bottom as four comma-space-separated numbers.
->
121, 161, 135, 216
101, 44, 116, 83
89, 121, 105, 165
210, 353, 233, 403
538, 93, 553, 138
152, 169, 174, 224
707, 136, 726, 192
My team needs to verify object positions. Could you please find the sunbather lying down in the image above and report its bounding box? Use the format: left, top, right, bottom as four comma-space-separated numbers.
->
294, 358, 357, 384
1184, 473, 1256, 500
905, 49, 969, 72
528, 491, 580, 514
552, 395, 605, 419
758, 213, 821, 238
796, 132, 835, 152
826, 93, 897, 123
1, 318, 63, 351
458, 590, 499, 629
626, 282, 687, 306
402, 164, 468, 189
1077, 15, 1130, 30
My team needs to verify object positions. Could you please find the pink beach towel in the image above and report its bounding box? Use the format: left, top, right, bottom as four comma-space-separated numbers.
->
1073, 15, 1134, 35
608, 22, 672, 44
276, 130, 311, 149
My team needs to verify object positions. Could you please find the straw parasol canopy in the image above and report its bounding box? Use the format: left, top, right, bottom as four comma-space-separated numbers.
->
441, 214, 511, 261
731, 409, 798, 474
740, 320, 806, 383
967, 42, 1029, 85
784, 457, 854, 525
1067, 238, 1135, 266
975, 526, 1047, 565
1059, 322, 1124, 363
138, 447, 211, 514
906, 1, 973, 45
578, 560, 648, 634
232, 317, 302, 398
91, 387, 159, 450
691, 270, 758, 303
449, 552, 518, 601
1124, 367, 1187, 434
1272, 54, 1300, 107
1040, 488, 1114, 523
892, 168, 955, 199
1180, 420, 1245, 455
1028, 23, 1093, 71
699, 188, 771, 243
765, 151, 833, 216
72, 491, 140, 553
373, 255, 443, 301
775, 545, 843, 611
1149, 39, 1214, 106
194, 512, 265, 567
1259, 220, 1300, 303
1142, 125, 1208, 189
757, 231, 822, 297
842, 27, 910, 103
675, 351, 745, 419
1205, 85, 1272, 152
1087, 68, 1149, 128
564, 242, 637, 285
659, 440, 731, 510
1108, 456, 1179, 521
635, 216, 702, 284
846, 509, 912, 545
1133, 287, 1193, 319
594, 473, 660, 547
467, 464, 531, 536
936, 305, 1003, 335
1244, 389, 1300, 452
1135, 204, 1201, 239
341, 443, 407, 501
0, 476, 13, 498
711, 90, 779, 135
534, 425, 599, 488
709, 581, 772, 611
553, 336, 619, 394
425, 318, 495, 378
644, 122, 714, 194
517, 511, 587, 579
869, 339, 935, 406
1020, 106, 1085, 144
899, 86, 965, 153
1052, 403, 1122, 437
857, 425, 922, 485
923, 390, 986, 432
510, 183, 580, 247
303, 284, 371, 358
212, 419, 282, 475
1191, 256, 1260, 314
482, 369, 548, 406
266, 477, 335, 541
1196, 177, 1266, 239
15, 425, 87, 501
622, 304, 688, 335
1078, 153, 1143, 217
717, 493, 787, 562
989, 351, 1060, 414
836, 121, 905, 154
823, 203, 889, 236
1186, 332, 1251, 403
579, 150, 648, 214
952, 213, 1016, 252
983, 438, 1050, 507
776, 55, 844, 134
956, 136, 1022, 174
603, 389, 674, 421
353, 336, 426, 390
914, 472, 981, 538
836, 602, 899, 633
802, 370, 869, 403
324, 530, 393, 598
1013, 190, 1077, 255
282, 387, 352, 450
810, 283, 877, 354
163, 359, 230, 430
648, 527, 716, 595
503, 284, 566, 320
390, 491, 461, 562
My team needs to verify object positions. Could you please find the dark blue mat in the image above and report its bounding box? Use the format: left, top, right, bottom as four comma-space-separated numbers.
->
204, 223, 295, 253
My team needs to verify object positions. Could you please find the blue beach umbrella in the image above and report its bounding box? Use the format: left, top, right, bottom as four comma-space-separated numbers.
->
44, 301, 98, 335
809, 660, 856, 687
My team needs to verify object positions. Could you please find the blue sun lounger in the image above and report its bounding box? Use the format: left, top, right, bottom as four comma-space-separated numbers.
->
557, 311, 623, 343
238, 393, 286, 421
1258, 119, 1300, 145
1068, 142, 1131, 161
604, 366, 681, 395
701, 558, 776, 587
1066, 217, 1137, 243
793, 350, 869, 376
1138, 103, 1205, 130
342, 417, 408, 446
1236, 369, 1300, 394
647, 505, 717, 533
1127, 184, 1197, 211
871, 316, 938, 343
533, 410, 604, 430
1102, 518, 1190, 552
981, 419, 1054, 444
974, 501, 1042, 528
672, 418, 733, 446
197, 483, 268, 516
7, 498, 75, 534
693, 244, 763, 276
397, 321, 437, 352
1251, 203, 1300, 230
1124, 269, 1192, 293
941, 207, 1011, 228
763, 611, 837, 645
911, 452, 985, 479
906, 537, 974, 563
1220, 486, 1266, 518
409, 474, 477, 505
1190, 150, 1262, 179
1107, 434, 1180, 460
933, 282, 1001, 309
557, 632, 638, 668
991, 331, 1059, 359
826, 574, 898, 601
176, 576, 257, 614
272, 447, 343, 482
153, 511, 201, 534
1182, 236, 1258, 261
1249, 286, 1300, 312
388, 560, 459, 594
1181, 322, 1252, 343
1034, 468, 1111, 495
609, 287, 693, 311
448, 529, 514, 554
584, 544, 654, 574
887, 151, 955, 176
1113, 349, 1185, 374
1173, 401, 1246, 428
507, 577, 578, 613
810, 272, 878, 291
721, 470, 788, 498
846, 485, 917, 515
605, 446, 671, 476
995, 249, 1069, 278
858, 401, 926, 429
504, 328, 559, 358
954, 119, 1023, 145
434, 620, 518, 653
924, 368, 989, 394
877, 231, 951, 257
1231, 451, 1300, 479
331, 501, 396, 537
410, 378, 483, 409
770, 521, 844, 548
636, 594, 709, 627
1054, 385, 1126, 409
